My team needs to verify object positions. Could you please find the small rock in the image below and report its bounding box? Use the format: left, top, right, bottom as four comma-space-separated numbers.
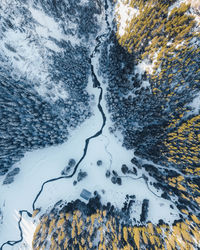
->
117, 177, 122, 185
105, 170, 110, 178
97, 160, 102, 166
68, 159, 76, 167
121, 164, 128, 174
111, 176, 117, 184
112, 170, 118, 176
77, 170, 87, 182
131, 157, 141, 168
132, 167, 137, 175
61, 166, 71, 175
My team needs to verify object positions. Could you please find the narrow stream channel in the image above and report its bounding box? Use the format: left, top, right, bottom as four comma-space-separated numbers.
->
0, 0, 110, 249
0, 1, 179, 248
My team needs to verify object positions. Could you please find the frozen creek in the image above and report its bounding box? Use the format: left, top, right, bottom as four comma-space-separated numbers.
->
0, 1, 180, 249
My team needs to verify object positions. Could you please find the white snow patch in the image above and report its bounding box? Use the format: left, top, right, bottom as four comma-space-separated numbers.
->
135, 60, 153, 75
18, 213, 36, 250
141, 80, 150, 88
35, 88, 180, 226
0, 85, 102, 246
30, 6, 80, 47
30, 6, 81, 48
0, 80, 180, 247
0, 2, 84, 102
188, 93, 200, 114
175, 40, 186, 49
0, 3, 181, 245
168, 0, 185, 15
30, 7, 64, 41
0, 29, 50, 86
0, 25, 69, 102
115, 0, 139, 36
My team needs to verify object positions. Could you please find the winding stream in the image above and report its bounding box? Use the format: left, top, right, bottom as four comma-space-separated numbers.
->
0, 84, 106, 249
0, 0, 110, 249
0, 1, 171, 248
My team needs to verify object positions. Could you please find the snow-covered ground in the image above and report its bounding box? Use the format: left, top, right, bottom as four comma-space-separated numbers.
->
0, 0, 105, 103
17, 213, 36, 250
0, 1, 67, 100
0, 72, 180, 249
0, 1, 183, 247
188, 93, 200, 116
115, 0, 139, 36
0, 79, 101, 247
